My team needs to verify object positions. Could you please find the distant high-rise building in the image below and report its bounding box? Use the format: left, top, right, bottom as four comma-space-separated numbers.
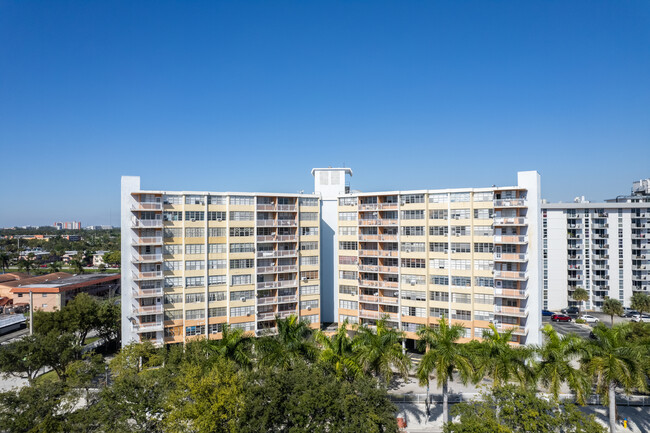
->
54, 221, 82, 230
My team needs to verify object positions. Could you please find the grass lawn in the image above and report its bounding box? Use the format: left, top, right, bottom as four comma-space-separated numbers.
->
85, 336, 100, 345
35, 369, 59, 384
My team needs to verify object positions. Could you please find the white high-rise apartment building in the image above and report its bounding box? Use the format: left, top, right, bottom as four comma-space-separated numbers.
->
542, 179, 650, 312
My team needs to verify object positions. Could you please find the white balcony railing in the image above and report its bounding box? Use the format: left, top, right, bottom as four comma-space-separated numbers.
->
132, 218, 163, 228
132, 253, 163, 263
257, 265, 298, 274
494, 253, 527, 262
132, 236, 163, 245
493, 270, 527, 280
494, 305, 528, 317
256, 280, 298, 289
494, 199, 526, 207
132, 271, 164, 280
131, 202, 162, 211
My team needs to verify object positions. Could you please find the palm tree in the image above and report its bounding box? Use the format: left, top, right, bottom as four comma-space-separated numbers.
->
534, 324, 589, 403
469, 323, 533, 389
352, 316, 411, 383
582, 323, 648, 433
208, 324, 252, 369
602, 298, 623, 326
416, 317, 475, 424
17, 258, 34, 275
47, 261, 62, 273
256, 315, 318, 369
315, 320, 362, 381
571, 287, 589, 315
0, 252, 10, 273
630, 292, 650, 317
70, 259, 85, 275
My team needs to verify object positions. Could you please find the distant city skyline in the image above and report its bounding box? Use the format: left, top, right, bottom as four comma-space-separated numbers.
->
1, 1, 648, 227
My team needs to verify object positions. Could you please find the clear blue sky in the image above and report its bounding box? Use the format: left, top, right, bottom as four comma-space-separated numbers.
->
1, 1, 649, 227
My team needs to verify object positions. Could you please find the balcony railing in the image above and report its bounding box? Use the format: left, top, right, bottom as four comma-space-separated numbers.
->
133, 321, 164, 332
132, 236, 163, 245
359, 219, 398, 226
256, 235, 298, 242
493, 235, 527, 244
494, 253, 526, 262
495, 324, 527, 336
493, 271, 527, 280
257, 250, 298, 258
132, 302, 164, 314
494, 199, 526, 207
132, 218, 163, 228
278, 294, 298, 303
257, 296, 278, 305
494, 288, 527, 299
358, 309, 398, 320
131, 202, 162, 211
359, 279, 399, 289
132, 253, 163, 263
256, 280, 297, 289
494, 306, 528, 317
257, 265, 298, 274
132, 286, 164, 297
132, 271, 164, 280
493, 217, 526, 225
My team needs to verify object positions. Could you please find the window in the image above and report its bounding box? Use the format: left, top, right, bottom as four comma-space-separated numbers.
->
430, 209, 448, 220
338, 212, 357, 221
339, 226, 357, 236
401, 306, 426, 317
230, 306, 255, 317
164, 261, 181, 271
450, 192, 470, 202
209, 243, 226, 253
301, 241, 319, 251
186, 276, 205, 287
451, 276, 471, 287
185, 227, 204, 238
430, 226, 448, 236
208, 195, 226, 205
452, 309, 472, 320
339, 314, 359, 324
164, 277, 182, 288
338, 197, 357, 206
164, 294, 182, 304
302, 314, 319, 324
300, 197, 318, 206
208, 259, 226, 269
474, 293, 494, 304
429, 242, 448, 253
430, 258, 449, 269
450, 209, 470, 219
230, 227, 254, 237
185, 211, 204, 222
452, 293, 471, 304
230, 243, 255, 253
164, 228, 182, 238
164, 310, 182, 321
300, 285, 319, 295
430, 307, 449, 318
429, 193, 448, 203
301, 270, 318, 280
185, 309, 205, 320
300, 212, 318, 221
185, 195, 205, 205
474, 226, 493, 236
230, 259, 254, 269
208, 211, 226, 221
339, 300, 358, 310
474, 260, 493, 271
401, 258, 426, 268
475, 277, 494, 287
473, 192, 493, 202
208, 291, 226, 301
301, 227, 318, 236
164, 195, 182, 205
163, 211, 183, 221
474, 310, 494, 322
339, 285, 357, 295
430, 291, 449, 302
474, 209, 494, 219
401, 274, 426, 285
339, 241, 358, 250
231, 321, 255, 331
209, 228, 226, 237
401, 242, 425, 252
474, 243, 494, 253
185, 244, 204, 255
301, 299, 318, 310
450, 243, 471, 253
401, 290, 426, 301
451, 259, 471, 270
401, 210, 424, 220
431, 276, 449, 286
339, 271, 358, 280
450, 226, 469, 236
186, 293, 205, 303
339, 255, 358, 265
229, 211, 253, 221
300, 256, 319, 266
164, 244, 182, 255
186, 325, 205, 336
185, 260, 205, 270
401, 194, 424, 204
208, 275, 226, 286
208, 323, 224, 333
231, 274, 252, 286
230, 290, 254, 301
229, 196, 254, 205
401, 226, 425, 236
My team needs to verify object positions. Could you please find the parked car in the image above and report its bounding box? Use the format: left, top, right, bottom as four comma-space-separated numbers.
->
561, 307, 580, 315
579, 314, 599, 323
623, 309, 639, 318
551, 314, 572, 322
630, 314, 650, 323
542, 310, 556, 317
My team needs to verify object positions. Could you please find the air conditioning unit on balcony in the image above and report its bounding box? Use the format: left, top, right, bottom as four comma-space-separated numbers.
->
302, 277, 308, 282
240, 297, 247, 302
307, 306, 312, 311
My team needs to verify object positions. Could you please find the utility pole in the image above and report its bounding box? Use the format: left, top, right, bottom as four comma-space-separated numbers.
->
29, 289, 33, 335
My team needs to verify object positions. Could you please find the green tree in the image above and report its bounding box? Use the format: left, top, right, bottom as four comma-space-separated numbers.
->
164, 358, 245, 433
103, 250, 121, 266
208, 324, 252, 369
0, 334, 46, 383
571, 287, 589, 314
70, 258, 85, 274
0, 380, 68, 432
256, 315, 319, 369
443, 385, 607, 433
17, 258, 35, 275
534, 324, 589, 403
36, 332, 81, 381
469, 324, 533, 389
315, 320, 362, 381
96, 299, 121, 346
416, 317, 475, 424
630, 292, 650, 316
602, 297, 623, 326
0, 252, 10, 273
47, 261, 63, 273
237, 361, 398, 433
65, 353, 106, 407
582, 323, 648, 433
352, 316, 411, 383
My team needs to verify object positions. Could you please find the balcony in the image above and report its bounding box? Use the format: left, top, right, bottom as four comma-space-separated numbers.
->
132, 302, 164, 315
256, 204, 297, 212
132, 253, 163, 263
494, 199, 526, 207
133, 321, 164, 332
132, 271, 163, 281
257, 250, 298, 258
493, 217, 526, 225
378, 265, 399, 273
132, 218, 163, 228
277, 294, 299, 303
257, 296, 278, 305
493, 270, 527, 281
131, 236, 163, 246
567, 264, 582, 270
359, 279, 399, 289
359, 309, 398, 320
593, 254, 610, 260
567, 275, 582, 281
567, 234, 582, 239
633, 265, 646, 271
592, 243, 610, 250
632, 275, 648, 282
131, 202, 162, 211
592, 223, 609, 229
256, 280, 298, 289
493, 235, 527, 244
359, 204, 378, 211
567, 224, 582, 229
258, 310, 297, 321
567, 244, 583, 250
132, 286, 164, 298
592, 233, 609, 239
256, 220, 298, 227
358, 219, 398, 226
257, 265, 298, 274
494, 305, 528, 317
256, 235, 298, 242
359, 264, 379, 272
359, 294, 400, 305
494, 253, 526, 262
632, 233, 648, 240
494, 288, 527, 299
592, 274, 609, 281
495, 324, 527, 336
592, 265, 609, 271
359, 249, 399, 258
